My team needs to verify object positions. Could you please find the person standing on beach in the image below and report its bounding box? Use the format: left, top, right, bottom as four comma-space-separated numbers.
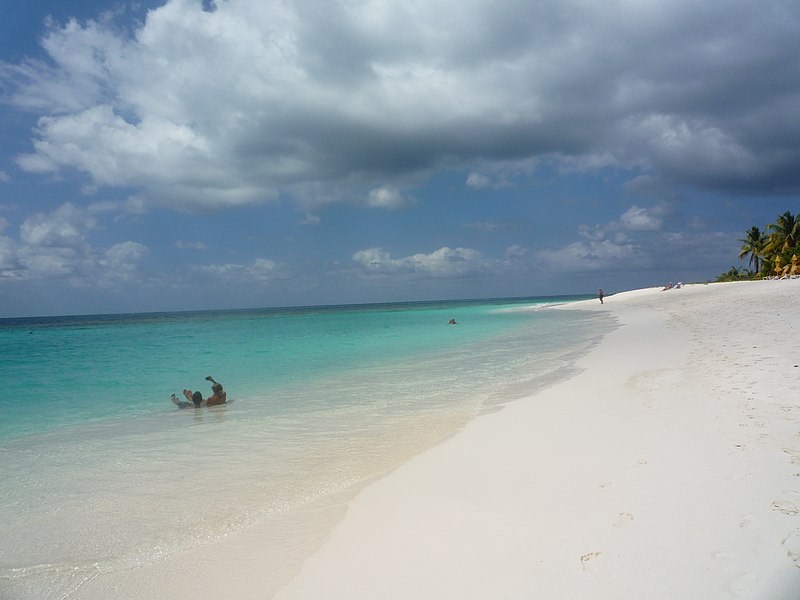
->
598, 288, 604, 304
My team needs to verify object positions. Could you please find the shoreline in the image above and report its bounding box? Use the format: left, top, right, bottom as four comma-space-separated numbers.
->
34, 281, 799, 599
36, 296, 607, 600
274, 280, 800, 599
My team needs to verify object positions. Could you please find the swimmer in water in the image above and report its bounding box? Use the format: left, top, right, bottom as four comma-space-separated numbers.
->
171, 376, 227, 409
204, 375, 227, 406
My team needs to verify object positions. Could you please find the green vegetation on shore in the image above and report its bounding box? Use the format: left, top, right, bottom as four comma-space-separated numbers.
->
718, 211, 800, 282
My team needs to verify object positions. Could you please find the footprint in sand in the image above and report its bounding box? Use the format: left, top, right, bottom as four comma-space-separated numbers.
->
783, 448, 800, 465
613, 512, 634, 529
772, 499, 799, 516
739, 514, 760, 530
783, 531, 800, 566
580, 552, 602, 572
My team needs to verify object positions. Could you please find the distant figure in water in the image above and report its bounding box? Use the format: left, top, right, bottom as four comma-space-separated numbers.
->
448, 318, 458, 324
598, 288, 604, 304
171, 375, 227, 409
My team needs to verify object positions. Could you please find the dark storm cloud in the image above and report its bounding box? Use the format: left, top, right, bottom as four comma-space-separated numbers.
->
2, 0, 798, 210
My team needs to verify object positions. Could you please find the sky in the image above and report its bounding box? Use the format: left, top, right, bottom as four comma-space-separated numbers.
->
0, 0, 798, 317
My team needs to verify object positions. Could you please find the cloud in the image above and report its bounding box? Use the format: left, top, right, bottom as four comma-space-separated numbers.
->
541, 238, 645, 273
0, 236, 20, 276
19, 203, 96, 248
191, 257, 285, 283
175, 240, 207, 250
352, 246, 496, 278
96, 241, 150, 285
464, 160, 536, 190
466, 172, 492, 190
0, 200, 286, 294
618, 205, 663, 231
578, 204, 668, 241
299, 213, 321, 226
464, 220, 501, 233
0, 170, 9, 183
88, 196, 147, 216
104, 240, 149, 263
364, 186, 414, 210
506, 244, 527, 258
1, 0, 796, 212
538, 203, 737, 276
0, 202, 149, 284
463, 220, 530, 233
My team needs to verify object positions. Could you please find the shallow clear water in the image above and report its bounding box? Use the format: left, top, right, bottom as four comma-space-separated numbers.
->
0, 296, 614, 599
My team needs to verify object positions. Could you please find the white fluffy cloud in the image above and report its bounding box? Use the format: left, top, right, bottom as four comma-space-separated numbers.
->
466, 173, 492, 190
618, 205, 664, 232
542, 238, 645, 273
538, 203, 737, 276
19, 203, 95, 247
0, 200, 287, 297
365, 187, 414, 210
578, 204, 667, 242
0, 203, 149, 284
97, 241, 150, 284
2, 0, 797, 211
352, 246, 495, 278
505, 244, 526, 258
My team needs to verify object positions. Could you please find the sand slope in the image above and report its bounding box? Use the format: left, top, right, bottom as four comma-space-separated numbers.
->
275, 281, 800, 600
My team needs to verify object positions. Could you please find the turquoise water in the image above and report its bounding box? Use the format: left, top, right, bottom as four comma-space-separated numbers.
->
0, 296, 614, 599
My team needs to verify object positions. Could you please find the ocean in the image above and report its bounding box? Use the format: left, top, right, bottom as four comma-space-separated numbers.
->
0, 296, 614, 599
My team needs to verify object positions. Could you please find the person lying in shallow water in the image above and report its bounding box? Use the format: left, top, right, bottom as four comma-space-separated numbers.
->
172, 390, 204, 409
171, 375, 227, 408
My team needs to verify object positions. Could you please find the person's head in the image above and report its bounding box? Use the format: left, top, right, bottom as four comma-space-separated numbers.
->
211, 383, 223, 395
192, 391, 203, 407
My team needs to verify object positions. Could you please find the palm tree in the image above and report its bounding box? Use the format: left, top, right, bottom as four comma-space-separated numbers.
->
764, 211, 800, 259
738, 226, 765, 274
720, 210, 800, 282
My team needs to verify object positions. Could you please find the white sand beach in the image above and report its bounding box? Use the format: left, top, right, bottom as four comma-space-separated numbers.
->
66, 281, 800, 600
274, 280, 800, 600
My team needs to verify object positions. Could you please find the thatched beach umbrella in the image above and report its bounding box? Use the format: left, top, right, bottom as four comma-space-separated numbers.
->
789, 255, 800, 276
